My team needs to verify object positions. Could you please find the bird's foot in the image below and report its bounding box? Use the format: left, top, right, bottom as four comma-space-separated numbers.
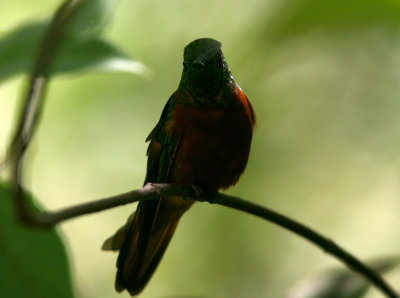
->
189, 185, 219, 204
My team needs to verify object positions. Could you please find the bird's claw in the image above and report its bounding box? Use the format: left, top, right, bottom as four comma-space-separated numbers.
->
188, 185, 219, 204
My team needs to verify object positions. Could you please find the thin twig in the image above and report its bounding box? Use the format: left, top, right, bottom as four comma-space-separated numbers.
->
214, 193, 400, 298
14, 182, 399, 298
18, 183, 194, 227
8, 0, 79, 224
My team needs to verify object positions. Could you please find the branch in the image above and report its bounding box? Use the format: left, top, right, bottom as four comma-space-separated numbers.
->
8, 0, 80, 224
17, 184, 195, 227
215, 193, 400, 298
15, 183, 400, 298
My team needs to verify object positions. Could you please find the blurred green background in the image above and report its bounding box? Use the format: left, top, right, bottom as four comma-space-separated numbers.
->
1, 0, 400, 297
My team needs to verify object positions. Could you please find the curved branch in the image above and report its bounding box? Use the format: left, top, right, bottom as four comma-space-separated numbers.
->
214, 193, 400, 298
8, 0, 79, 224
18, 184, 194, 227
14, 183, 399, 298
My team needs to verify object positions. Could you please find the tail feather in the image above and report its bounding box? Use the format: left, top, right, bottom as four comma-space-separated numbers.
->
102, 212, 136, 251
114, 196, 193, 295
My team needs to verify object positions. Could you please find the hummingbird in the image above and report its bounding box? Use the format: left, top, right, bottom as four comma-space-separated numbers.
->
102, 38, 255, 295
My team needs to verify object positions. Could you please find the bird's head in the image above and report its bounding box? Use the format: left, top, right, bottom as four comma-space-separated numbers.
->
180, 38, 232, 99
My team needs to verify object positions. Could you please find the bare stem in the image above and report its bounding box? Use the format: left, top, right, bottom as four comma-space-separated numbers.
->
8, 0, 79, 226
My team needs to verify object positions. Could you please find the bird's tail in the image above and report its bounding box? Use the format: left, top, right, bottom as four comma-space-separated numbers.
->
103, 196, 193, 296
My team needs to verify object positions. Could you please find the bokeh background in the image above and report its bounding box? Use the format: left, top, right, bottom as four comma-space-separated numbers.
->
1, 0, 400, 297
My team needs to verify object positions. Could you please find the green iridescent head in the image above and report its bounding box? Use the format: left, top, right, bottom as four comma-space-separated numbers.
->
180, 38, 232, 99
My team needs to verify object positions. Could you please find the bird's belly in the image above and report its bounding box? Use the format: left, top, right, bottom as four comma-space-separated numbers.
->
171, 122, 251, 191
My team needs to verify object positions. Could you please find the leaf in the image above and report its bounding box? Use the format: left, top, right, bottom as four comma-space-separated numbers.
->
51, 35, 151, 76
287, 257, 400, 298
264, 0, 400, 42
0, 182, 74, 298
64, 0, 119, 39
0, 23, 43, 81
0, 22, 150, 81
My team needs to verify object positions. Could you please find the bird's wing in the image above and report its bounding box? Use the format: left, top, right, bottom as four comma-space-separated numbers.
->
112, 93, 190, 295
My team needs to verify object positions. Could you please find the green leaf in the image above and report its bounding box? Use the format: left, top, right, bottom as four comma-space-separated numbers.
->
288, 257, 400, 298
51, 35, 151, 76
264, 0, 400, 42
0, 22, 150, 81
64, 0, 119, 39
0, 182, 74, 298
0, 23, 43, 81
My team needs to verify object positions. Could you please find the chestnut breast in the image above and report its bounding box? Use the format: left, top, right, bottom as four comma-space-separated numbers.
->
170, 86, 254, 191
